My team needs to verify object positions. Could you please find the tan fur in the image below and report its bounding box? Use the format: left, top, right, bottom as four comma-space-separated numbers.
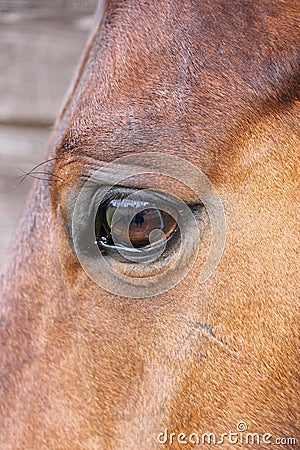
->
0, 1, 299, 448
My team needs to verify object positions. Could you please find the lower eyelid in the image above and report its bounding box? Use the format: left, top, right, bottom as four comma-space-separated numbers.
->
101, 206, 205, 265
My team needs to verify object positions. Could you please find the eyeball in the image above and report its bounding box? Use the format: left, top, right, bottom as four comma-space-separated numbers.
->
96, 194, 178, 251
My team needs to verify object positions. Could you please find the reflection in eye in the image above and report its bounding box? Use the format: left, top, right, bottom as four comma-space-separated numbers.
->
95, 194, 178, 251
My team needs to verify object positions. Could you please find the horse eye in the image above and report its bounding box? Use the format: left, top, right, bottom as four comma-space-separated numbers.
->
95, 195, 178, 252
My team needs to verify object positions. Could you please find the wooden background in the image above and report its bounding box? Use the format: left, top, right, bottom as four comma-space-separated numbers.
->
0, 0, 98, 264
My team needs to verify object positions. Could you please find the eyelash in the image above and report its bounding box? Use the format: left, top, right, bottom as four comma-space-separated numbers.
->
94, 188, 178, 257
98, 188, 204, 259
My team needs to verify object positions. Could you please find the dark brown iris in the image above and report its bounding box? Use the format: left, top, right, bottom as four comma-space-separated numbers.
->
96, 196, 178, 249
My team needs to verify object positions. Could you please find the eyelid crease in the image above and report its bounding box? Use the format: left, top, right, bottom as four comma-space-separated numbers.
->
57, 156, 205, 205
82, 175, 203, 206
90, 185, 204, 212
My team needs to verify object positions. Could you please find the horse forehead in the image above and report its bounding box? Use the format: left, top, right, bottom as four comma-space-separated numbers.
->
58, 0, 297, 147
78, 0, 297, 94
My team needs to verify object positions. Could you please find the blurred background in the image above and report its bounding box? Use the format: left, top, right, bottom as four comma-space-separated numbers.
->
0, 0, 98, 264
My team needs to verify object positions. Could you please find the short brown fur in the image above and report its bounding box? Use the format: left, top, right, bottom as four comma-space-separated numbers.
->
0, 1, 299, 448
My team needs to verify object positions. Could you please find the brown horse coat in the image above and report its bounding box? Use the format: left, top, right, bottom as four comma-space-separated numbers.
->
0, 0, 299, 448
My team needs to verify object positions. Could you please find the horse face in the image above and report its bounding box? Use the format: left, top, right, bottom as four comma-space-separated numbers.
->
0, 0, 299, 447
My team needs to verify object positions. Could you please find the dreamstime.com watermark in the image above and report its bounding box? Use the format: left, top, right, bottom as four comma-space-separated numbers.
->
157, 422, 297, 446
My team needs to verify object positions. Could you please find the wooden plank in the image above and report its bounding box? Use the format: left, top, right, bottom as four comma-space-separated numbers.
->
0, 0, 98, 125
0, 124, 51, 264
0, 0, 98, 16
0, 1, 98, 264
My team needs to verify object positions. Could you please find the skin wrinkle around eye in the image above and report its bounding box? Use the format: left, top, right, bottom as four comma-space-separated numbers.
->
53, 153, 220, 294
53, 155, 209, 207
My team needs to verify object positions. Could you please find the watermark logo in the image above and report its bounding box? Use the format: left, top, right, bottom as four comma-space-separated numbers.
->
236, 421, 248, 432
157, 422, 297, 446
72, 152, 226, 298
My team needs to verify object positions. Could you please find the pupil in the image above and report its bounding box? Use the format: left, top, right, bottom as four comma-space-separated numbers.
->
128, 208, 163, 247
133, 212, 145, 226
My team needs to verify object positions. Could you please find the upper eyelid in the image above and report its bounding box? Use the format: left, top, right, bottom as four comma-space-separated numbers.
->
85, 183, 204, 210
72, 163, 201, 204
55, 156, 202, 205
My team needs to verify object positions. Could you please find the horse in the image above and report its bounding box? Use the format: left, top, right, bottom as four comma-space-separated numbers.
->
0, 0, 299, 448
